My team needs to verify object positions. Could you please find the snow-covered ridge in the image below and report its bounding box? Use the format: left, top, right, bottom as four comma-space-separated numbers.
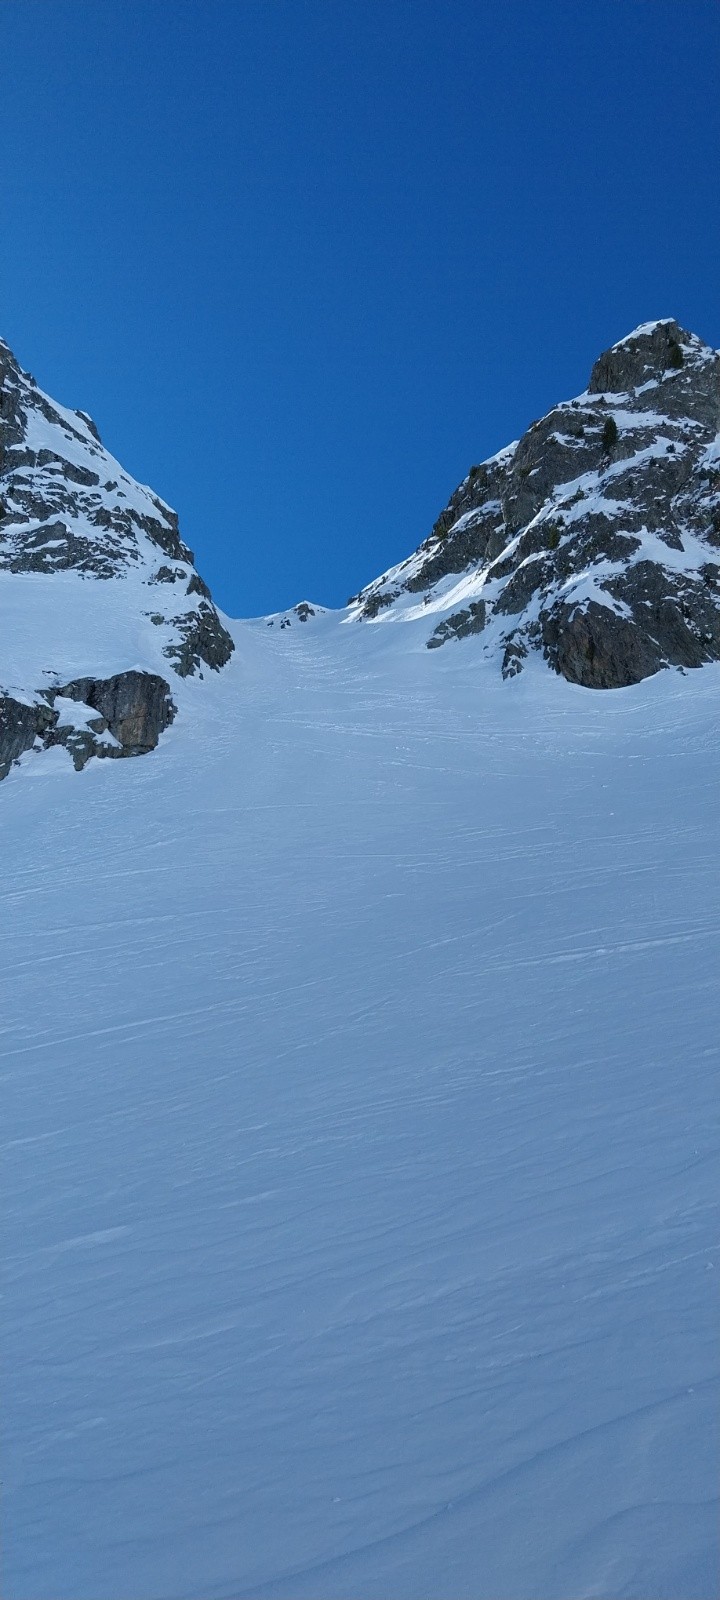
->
350, 319, 720, 688
0, 337, 234, 776
3, 316, 720, 786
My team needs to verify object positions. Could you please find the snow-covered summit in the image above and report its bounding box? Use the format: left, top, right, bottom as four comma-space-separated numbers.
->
0, 337, 233, 777
610, 316, 678, 345
350, 319, 720, 688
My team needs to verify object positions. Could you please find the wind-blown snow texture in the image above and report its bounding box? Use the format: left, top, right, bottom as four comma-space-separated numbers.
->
2, 324, 719, 1600
3, 616, 719, 1600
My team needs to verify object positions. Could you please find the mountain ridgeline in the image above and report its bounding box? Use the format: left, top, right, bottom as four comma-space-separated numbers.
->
1, 318, 719, 781
350, 318, 720, 688
0, 336, 233, 778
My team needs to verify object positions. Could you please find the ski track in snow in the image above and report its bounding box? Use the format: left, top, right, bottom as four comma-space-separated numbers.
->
2, 614, 719, 1600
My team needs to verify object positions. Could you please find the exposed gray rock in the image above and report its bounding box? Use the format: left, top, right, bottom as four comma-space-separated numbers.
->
0, 693, 55, 780
163, 602, 235, 677
56, 672, 176, 754
427, 601, 486, 649
361, 588, 401, 619
501, 631, 529, 680
0, 334, 233, 677
353, 319, 720, 690
350, 458, 510, 611
589, 319, 686, 394
0, 671, 176, 780
0, 333, 234, 782
74, 409, 102, 443
541, 602, 660, 689
150, 565, 183, 585
186, 572, 212, 599
0, 668, 176, 780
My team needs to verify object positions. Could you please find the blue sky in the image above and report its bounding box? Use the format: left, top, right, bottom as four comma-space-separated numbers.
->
1, 0, 718, 617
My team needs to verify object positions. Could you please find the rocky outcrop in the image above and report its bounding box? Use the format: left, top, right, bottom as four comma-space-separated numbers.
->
0, 335, 234, 781
0, 693, 56, 780
163, 603, 235, 677
542, 563, 720, 689
589, 320, 688, 398
56, 672, 176, 754
427, 601, 486, 649
0, 339, 193, 580
0, 671, 176, 780
0, 335, 234, 678
265, 601, 326, 630
351, 320, 720, 690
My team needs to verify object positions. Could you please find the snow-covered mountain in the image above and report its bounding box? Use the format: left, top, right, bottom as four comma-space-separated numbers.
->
2, 318, 719, 783
351, 319, 720, 687
0, 336, 233, 777
2, 327, 719, 1600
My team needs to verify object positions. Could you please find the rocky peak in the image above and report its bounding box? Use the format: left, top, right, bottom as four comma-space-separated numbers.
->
350, 320, 720, 689
0, 336, 234, 779
589, 319, 707, 396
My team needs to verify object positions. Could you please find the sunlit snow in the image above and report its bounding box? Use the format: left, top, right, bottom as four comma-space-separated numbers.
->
3, 610, 718, 1600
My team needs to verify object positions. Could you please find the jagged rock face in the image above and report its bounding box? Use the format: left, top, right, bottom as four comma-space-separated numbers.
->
351, 319, 720, 689
0, 672, 175, 779
0, 341, 186, 578
56, 672, 176, 755
0, 336, 234, 778
0, 336, 233, 656
0, 693, 56, 780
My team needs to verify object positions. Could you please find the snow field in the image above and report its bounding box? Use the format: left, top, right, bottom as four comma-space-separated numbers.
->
2, 616, 719, 1599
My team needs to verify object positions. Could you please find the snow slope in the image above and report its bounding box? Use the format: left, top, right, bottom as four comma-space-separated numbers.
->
3, 610, 718, 1600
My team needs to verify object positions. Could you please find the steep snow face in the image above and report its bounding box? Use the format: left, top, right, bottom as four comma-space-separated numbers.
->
0, 338, 233, 775
350, 320, 720, 688
2, 614, 719, 1600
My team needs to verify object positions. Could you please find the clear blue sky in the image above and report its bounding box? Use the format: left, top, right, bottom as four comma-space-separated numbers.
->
1, 0, 718, 617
